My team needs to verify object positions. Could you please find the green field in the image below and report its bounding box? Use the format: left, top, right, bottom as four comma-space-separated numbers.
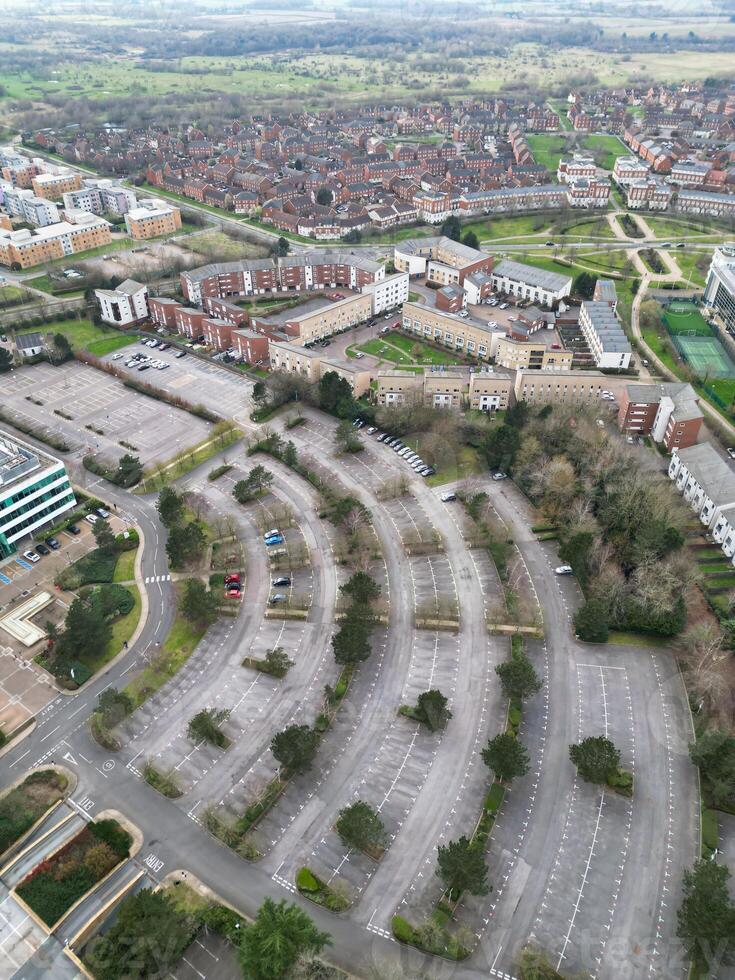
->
580, 133, 627, 170
352, 333, 464, 369
5, 45, 735, 114
526, 134, 569, 173
17, 318, 134, 352
663, 302, 712, 337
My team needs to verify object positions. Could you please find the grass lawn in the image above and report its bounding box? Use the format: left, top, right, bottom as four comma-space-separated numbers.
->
581, 133, 627, 169
0, 283, 33, 305
86, 334, 138, 357
607, 631, 670, 648
17, 318, 133, 352
426, 445, 482, 487
179, 229, 269, 261
123, 586, 208, 708
82, 586, 141, 676
671, 250, 710, 288
640, 323, 681, 375
706, 378, 735, 407
463, 213, 553, 243
25, 275, 85, 298
501, 252, 576, 278
526, 134, 569, 172
112, 548, 138, 584
355, 338, 414, 366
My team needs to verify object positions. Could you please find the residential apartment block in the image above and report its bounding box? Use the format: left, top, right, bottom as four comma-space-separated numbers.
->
124, 198, 182, 239
0, 431, 76, 558
676, 189, 735, 219
613, 156, 650, 187
668, 445, 735, 563
376, 366, 513, 411
618, 382, 703, 451
513, 369, 626, 405
181, 252, 383, 305
490, 259, 572, 308
31, 169, 82, 201
0, 213, 111, 268
393, 237, 494, 286
95, 279, 149, 327
360, 272, 409, 314
578, 301, 632, 369
2, 187, 60, 226
62, 180, 138, 216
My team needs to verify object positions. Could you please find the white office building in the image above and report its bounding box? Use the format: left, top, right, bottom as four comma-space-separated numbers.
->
0, 433, 76, 558
705, 243, 735, 333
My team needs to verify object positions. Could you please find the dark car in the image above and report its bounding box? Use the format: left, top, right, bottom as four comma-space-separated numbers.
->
272, 576, 291, 587
45, 537, 61, 550
67, 524, 80, 535
35, 543, 50, 556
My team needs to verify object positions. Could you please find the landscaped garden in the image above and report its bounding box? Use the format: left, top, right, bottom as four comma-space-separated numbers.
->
16, 818, 132, 926
0, 770, 69, 857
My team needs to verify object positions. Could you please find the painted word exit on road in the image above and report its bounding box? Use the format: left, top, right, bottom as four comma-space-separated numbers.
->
144, 853, 165, 874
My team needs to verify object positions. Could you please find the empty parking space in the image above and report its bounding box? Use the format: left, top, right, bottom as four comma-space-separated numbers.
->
102, 345, 252, 421
0, 361, 210, 467
172, 931, 241, 980
0, 889, 50, 980
0, 646, 57, 735
528, 663, 635, 977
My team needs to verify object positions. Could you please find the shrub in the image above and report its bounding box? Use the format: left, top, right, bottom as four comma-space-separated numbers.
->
56, 548, 117, 590
89, 819, 132, 858
296, 867, 320, 893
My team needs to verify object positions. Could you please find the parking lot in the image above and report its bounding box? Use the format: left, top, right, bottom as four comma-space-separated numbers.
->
0, 361, 210, 468
100, 342, 253, 423
172, 931, 241, 980
0, 886, 75, 980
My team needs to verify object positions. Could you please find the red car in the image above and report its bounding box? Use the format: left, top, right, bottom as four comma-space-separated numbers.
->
224, 573, 241, 585
225, 584, 242, 599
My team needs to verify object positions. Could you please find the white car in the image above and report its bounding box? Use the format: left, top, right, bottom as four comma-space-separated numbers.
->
111, 352, 125, 360
23, 550, 40, 563
354, 351, 365, 359
597, 419, 605, 428
264, 528, 280, 539
458, 310, 469, 318
492, 472, 507, 481
555, 565, 573, 575
84, 514, 99, 525
411, 459, 425, 469
440, 491, 456, 502
727, 448, 735, 460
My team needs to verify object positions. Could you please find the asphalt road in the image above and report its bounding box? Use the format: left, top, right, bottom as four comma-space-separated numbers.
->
0, 409, 700, 980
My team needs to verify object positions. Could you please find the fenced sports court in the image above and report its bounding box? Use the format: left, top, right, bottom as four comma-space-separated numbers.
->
664, 300, 735, 379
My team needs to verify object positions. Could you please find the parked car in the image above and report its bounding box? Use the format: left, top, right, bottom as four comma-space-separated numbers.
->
440, 491, 457, 502
354, 351, 365, 359
555, 565, 573, 575
264, 528, 280, 539
422, 466, 436, 477
67, 524, 80, 535
111, 352, 125, 360
226, 585, 242, 599
45, 537, 61, 550
366, 426, 377, 434
269, 594, 287, 604
97, 507, 111, 519
35, 543, 50, 556
224, 573, 241, 585
728, 448, 735, 460
272, 576, 291, 587
492, 472, 507, 481
499, 303, 509, 310
265, 534, 285, 546
23, 550, 40, 563
175, 350, 186, 358
84, 514, 99, 525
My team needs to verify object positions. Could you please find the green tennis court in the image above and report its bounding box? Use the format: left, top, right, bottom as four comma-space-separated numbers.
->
673, 335, 735, 378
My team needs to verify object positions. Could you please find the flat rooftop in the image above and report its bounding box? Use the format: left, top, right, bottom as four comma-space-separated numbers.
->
0, 433, 45, 489
253, 295, 339, 327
